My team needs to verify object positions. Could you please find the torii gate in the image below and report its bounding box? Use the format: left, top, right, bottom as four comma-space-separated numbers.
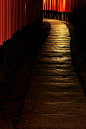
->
43, 0, 72, 12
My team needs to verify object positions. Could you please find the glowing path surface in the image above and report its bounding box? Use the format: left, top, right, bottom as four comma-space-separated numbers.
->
17, 19, 86, 129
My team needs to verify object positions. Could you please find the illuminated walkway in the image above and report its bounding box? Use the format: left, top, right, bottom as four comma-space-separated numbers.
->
17, 19, 86, 129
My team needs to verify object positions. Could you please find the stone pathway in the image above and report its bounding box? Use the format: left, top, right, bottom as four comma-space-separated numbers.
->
17, 19, 86, 129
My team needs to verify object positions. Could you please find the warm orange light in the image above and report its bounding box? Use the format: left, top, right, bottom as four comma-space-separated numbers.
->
49, 0, 51, 10
43, 0, 66, 12
54, 0, 56, 11
44, 0, 46, 3
63, 0, 65, 12
43, 0, 46, 10
60, 0, 65, 12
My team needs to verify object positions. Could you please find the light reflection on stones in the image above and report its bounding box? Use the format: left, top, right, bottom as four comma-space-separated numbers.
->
17, 19, 86, 129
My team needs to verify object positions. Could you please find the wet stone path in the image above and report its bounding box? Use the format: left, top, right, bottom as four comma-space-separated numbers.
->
17, 19, 86, 129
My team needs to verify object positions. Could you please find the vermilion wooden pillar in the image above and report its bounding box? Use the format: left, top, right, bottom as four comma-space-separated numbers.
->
58, 0, 60, 12
12, 0, 16, 36
71, 0, 74, 12
31, 0, 33, 23
22, 0, 24, 27
20, 0, 22, 31
3, 0, 5, 43
24, 0, 26, 26
18, 0, 20, 30
54, 0, 56, 11
47, 0, 48, 10
16, 0, 18, 31
17, 0, 19, 30
34, 0, 36, 21
7, 0, 9, 40
13, 0, 16, 33
35, 0, 37, 21
31, 0, 34, 22
9, 0, 11, 39
0, 0, 3, 45
26, 0, 29, 25
48, 0, 51, 10
52, 0, 54, 10
43, 0, 46, 10
28, 0, 31, 24
5, 0, 7, 41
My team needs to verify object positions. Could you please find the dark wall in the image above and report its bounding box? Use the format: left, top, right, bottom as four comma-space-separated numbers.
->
70, 1, 86, 55
71, 0, 86, 30
71, 10, 86, 31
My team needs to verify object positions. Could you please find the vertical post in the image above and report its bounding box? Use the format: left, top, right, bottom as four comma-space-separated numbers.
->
5, 0, 7, 42
15, 0, 17, 31
48, 0, 49, 18
59, 0, 60, 20
41, 0, 43, 22
56, 0, 57, 19
7, 0, 9, 40
9, 0, 11, 39
51, 0, 52, 18
2, 0, 5, 41
26, 0, 29, 25
28, 0, 30, 24
46, 0, 47, 18
17, 0, 19, 31
0, 0, 3, 79
20, 0, 21, 31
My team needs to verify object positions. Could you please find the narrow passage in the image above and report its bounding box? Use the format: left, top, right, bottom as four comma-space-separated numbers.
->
17, 19, 86, 129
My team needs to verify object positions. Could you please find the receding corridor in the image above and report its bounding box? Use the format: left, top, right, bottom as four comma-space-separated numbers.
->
17, 19, 86, 129
0, 0, 86, 128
